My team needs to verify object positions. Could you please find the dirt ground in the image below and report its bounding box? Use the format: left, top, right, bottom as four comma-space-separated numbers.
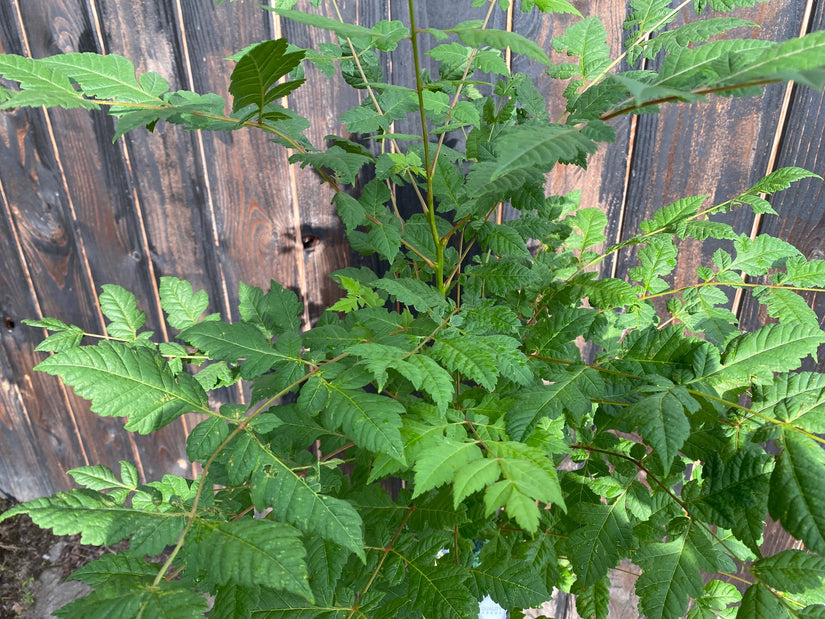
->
0, 496, 111, 618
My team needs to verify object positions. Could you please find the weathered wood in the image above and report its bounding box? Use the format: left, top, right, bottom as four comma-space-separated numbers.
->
0, 2, 148, 498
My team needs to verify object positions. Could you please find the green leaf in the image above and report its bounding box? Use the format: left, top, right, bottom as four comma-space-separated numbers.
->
229, 38, 305, 116
373, 277, 449, 313
452, 457, 501, 506
289, 146, 371, 185
99, 285, 147, 341
366, 219, 403, 262
393, 353, 455, 413
507, 365, 602, 439
35, 340, 209, 433
267, 8, 375, 40
453, 24, 553, 67
180, 321, 297, 379
638, 18, 755, 61
404, 562, 476, 619
687, 580, 741, 619
568, 498, 634, 586
736, 583, 791, 619
729, 235, 801, 277
464, 260, 538, 296
491, 124, 598, 179
635, 522, 719, 619
752, 549, 825, 594
468, 559, 551, 610
238, 280, 303, 337
325, 388, 406, 461
619, 388, 691, 470
745, 167, 820, 195
159, 277, 212, 330
250, 460, 365, 561
769, 431, 825, 555
573, 577, 610, 619
566, 208, 608, 251
552, 17, 611, 83
710, 324, 825, 388
68, 462, 138, 493
0, 488, 186, 555
412, 439, 483, 497
757, 287, 819, 327
0, 54, 101, 109
752, 372, 825, 433
430, 333, 499, 390
185, 520, 313, 601
521, 0, 581, 16
54, 581, 208, 619
640, 195, 706, 234
67, 553, 159, 586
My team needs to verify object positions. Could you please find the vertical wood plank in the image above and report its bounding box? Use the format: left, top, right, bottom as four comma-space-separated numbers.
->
277, 0, 389, 320
14, 0, 194, 485
174, 0, 307, 323
0, 1, 146, 496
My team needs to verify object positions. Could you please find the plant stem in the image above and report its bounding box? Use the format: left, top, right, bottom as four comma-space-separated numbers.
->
408, 0, 446, 295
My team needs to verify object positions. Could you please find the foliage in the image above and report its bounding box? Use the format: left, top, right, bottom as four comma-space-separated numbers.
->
2, 0, 825, 617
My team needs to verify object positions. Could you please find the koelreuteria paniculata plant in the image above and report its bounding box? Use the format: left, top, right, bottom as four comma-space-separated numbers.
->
3, 0, 825, 616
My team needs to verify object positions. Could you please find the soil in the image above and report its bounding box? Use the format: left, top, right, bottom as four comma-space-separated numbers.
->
0, 495, 115, 618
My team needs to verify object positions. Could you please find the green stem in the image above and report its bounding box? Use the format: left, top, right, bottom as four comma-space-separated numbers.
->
408, 0, 445, 295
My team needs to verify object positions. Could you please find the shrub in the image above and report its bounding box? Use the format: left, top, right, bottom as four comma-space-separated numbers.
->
2, 1, 825, 617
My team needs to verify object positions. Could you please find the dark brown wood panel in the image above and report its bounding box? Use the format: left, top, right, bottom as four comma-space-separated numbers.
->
175, 0, 307, 325
279, 1, 389, 320
0, 2, 147, 496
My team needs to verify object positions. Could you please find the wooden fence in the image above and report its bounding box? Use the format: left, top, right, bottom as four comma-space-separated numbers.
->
1, 0, 824, 614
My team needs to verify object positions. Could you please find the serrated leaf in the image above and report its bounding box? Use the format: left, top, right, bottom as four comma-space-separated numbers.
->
736, 583, 791, 619
325, 388, 405, 461
238, 280, 303, 337
745, 167, 820, 195
393, 353, 454, 412
453, 25, 552, 67
710, 324, 825, 387
468, 559, 551, 609
752, 549, 825, 593
574, 577, 610, 619
430, 334, 499, 390
507, 365, 601, 439
635, 522, 718, 619
366, 219, 403, 262
566, 208, 607, 251
35, 340, 209, 433
179, 321, 296, 379
553, 16, 611, 83
186, 519, 312, 600
68, 462, 138, 492
407, 563, 476, 619
568, 499, 634, 586
621, 388, 691, 470
54, 581, 207, 619
250, 460, 365, 561
159, 277, 211, 330
0, 54, 100, 109
99, 285, 146, 341
373, 277, 449, 313
758, 287, 819, 327
464, 260, 538, 296
522, 0, 581, 16
687, 580, 741, 619
0, 488, 186, 554
769, 431, 825, 555
729, 235, 801, 276
452, 457, 501, 507
413, 439, 483, 497
491, 124, 597, 179
752, 372, 825, 433
229, 38, 305, 115
67, 553, 159, 586
640, 195, 706, 234
267, 8, 375, 40
289, 146, 371, 185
